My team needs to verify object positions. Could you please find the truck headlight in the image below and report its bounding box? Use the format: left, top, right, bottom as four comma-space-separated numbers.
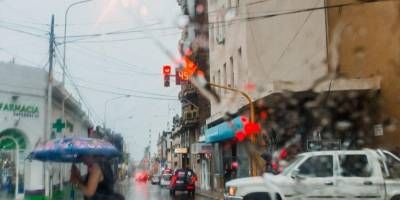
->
228, 186, 237, 196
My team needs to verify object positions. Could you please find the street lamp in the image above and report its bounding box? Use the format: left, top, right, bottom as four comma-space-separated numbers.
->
104, 95, 132, 129
63, 0, 94, 85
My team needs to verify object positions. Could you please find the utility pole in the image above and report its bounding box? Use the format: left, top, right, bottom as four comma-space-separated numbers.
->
45, 14, 55, 199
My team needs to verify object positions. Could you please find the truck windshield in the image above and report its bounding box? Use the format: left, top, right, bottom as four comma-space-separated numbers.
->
282, 155, 305, 176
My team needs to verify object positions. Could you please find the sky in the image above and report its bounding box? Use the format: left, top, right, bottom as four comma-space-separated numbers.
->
0, 0, 183, 160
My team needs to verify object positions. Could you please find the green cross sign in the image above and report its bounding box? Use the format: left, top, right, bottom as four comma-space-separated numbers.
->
52, 118, 66, 133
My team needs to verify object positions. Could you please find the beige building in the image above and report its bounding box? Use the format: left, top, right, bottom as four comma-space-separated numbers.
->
205, 0, 398, 183
325, 0, 400, 149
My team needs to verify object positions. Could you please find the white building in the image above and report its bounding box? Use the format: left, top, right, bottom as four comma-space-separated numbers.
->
0, 62, 91, 199
205, 0, 328, 189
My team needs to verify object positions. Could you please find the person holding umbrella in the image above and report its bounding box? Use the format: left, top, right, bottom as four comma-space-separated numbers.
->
28, 136, 125, 200
70, 155, 125, 200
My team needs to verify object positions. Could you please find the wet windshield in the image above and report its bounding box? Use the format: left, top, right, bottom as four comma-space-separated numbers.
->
281, 155, 305, 176
1, 0, 400, 200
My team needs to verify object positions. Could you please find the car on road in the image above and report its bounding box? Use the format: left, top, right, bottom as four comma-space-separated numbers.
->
224, 149, 400, 200
169, 168, 197, 196
135, 171, 149, 182
150, 174, 160, 185
160, 168, 173, 187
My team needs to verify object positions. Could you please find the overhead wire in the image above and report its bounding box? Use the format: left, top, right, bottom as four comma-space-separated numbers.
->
65, 44, 161, 76
53, 44, 178, 101
58, 0, 394, 42
0, 24, 48, 39
53, 43, 102, 124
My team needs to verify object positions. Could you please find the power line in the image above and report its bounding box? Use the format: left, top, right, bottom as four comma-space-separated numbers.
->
0, 24, 48, 39
53, 70, 176, 98
46, 0, 392, 44
53, 44, 102, 123
66, 44, 161, 76
65, 31, 181, 44
0, 20, 49, 33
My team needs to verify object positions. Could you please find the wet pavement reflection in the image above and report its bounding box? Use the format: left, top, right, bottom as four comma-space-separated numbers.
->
116, 179, 212, 200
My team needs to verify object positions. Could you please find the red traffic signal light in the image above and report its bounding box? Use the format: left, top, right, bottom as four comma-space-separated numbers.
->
163, 65, 171, 87
163, 65, 171, 75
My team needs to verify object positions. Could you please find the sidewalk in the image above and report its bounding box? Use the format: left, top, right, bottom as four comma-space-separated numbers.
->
195, 187, 224, 200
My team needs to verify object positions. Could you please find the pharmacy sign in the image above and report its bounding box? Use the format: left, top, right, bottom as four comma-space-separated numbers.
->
0, 102, 39, 118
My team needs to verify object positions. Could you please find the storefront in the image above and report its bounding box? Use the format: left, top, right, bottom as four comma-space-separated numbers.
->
0, 63, 91, 200
205, 116, 250, 191
191, 141, 212, 190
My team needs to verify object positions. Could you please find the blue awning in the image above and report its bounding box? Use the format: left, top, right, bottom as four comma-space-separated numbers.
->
205, 116, 244, 143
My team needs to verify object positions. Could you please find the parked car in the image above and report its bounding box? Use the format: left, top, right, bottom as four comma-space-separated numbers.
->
150, 174, 160, 185
224, 149, 400, 200
169, 168, 197, 196
160, 168, 173, 187
135, 171, 149, 182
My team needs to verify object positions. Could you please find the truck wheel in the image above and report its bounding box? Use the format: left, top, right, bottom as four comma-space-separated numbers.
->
244, 192, 272, 200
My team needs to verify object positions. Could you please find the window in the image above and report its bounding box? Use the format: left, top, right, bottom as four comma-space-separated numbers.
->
218, 69, 221, 95
339, 154, 372, 177
230, 56, 234, 87
383, 152, 400, 179
223, 63, 227, 90
298, 155, 333, 177
209, 23, 214, 49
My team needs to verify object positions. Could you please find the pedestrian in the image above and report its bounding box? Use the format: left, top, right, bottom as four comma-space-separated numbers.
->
70, 155, 125, 200
261, 152, 273, 173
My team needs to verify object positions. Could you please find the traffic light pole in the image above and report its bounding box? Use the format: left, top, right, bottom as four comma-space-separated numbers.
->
208, 83, 262, 176
208, 83, 255, 123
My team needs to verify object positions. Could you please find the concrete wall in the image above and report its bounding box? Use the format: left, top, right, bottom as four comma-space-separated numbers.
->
208, 0, 327, 121
0, 63, 91, 196
326, 0, 400, 149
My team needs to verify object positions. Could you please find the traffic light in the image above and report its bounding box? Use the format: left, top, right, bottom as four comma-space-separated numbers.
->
163, 65, 171, 87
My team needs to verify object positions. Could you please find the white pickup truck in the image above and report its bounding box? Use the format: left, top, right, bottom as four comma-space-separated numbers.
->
225, 149, 400, 200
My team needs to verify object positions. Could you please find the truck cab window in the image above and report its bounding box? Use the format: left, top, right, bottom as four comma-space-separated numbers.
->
298, 155, 333, 177
339, 154, 372, 177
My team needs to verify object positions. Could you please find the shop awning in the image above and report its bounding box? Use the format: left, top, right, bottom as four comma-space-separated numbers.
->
205, 116, 243, 143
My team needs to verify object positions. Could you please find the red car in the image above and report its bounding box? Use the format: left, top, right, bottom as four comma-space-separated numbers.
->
169, 168, 197, 196
135, 171, 149, 182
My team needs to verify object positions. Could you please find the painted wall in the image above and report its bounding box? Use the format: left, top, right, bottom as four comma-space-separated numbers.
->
207, 0, 328, 121
326, 0, 400, 149
0, 63, 91, 197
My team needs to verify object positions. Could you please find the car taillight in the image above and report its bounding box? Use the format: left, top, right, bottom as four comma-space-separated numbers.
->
171, 175, 177, 185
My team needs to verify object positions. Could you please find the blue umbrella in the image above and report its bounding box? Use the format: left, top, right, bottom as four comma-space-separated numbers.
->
28, 136, 120, 162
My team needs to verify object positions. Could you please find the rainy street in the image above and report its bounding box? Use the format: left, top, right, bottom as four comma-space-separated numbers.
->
115, 179, 213, 200
1, 0, 400, 200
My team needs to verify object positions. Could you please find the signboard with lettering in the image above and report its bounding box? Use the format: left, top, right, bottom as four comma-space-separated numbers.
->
0, 102, 39, 118
174, 148, 188, 154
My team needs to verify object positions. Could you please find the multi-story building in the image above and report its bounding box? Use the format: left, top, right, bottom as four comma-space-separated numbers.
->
205, 0, 397, 191
176, 0, 211, 190
325, 0, 400, 149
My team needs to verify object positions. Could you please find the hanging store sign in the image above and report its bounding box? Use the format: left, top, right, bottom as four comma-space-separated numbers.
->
174, 148, 188, 154
0, 102, 39, 118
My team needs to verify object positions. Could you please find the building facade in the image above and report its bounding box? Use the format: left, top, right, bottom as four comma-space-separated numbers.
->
0, 62, 91, 200
176, 0, 211, 190
325, 0, 400, 149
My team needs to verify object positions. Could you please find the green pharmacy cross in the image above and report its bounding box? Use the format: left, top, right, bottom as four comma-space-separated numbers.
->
53, 118, 66, 133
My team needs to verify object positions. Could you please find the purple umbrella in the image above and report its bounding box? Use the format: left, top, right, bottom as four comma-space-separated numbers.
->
28, 136, 120, 162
